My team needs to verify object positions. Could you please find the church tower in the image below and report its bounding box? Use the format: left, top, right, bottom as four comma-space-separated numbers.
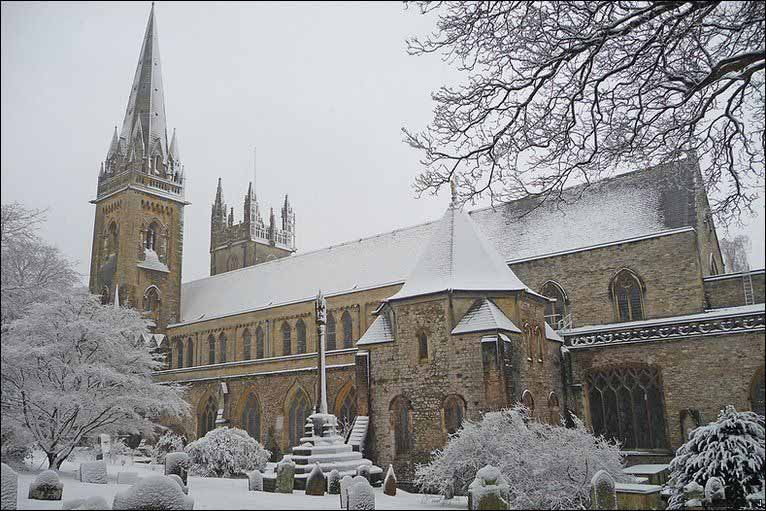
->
88, 4, 187, 333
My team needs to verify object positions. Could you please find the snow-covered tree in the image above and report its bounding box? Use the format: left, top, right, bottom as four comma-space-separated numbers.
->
0, 291, 189, 469
152, 431, 186, 464
1, 202, 78, 327
185, 427, 270, 478
404, 2, 764, 223
415, 406, 629, 509
720, 234, 752, 273
667, 406, 765, 509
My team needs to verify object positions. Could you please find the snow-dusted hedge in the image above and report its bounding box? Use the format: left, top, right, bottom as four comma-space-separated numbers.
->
415, 405, 628, 508
152, 432, 185, 464
112, 475, 193, 510
62, 496, 110, 510
1, 462, 18, 510
185, 427, 270, 478
79, 459, 108, 484
667, 406, 765, 509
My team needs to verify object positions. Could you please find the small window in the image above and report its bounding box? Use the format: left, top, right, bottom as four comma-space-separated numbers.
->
282, 322, 292, 356
145, 223, 157, 251
535, 324, 544, 362
186, 338, 194, 367
175, 340, 183, 368
443, 395, 465, 435
342, 310, 353, 349
143, 286, 160, 313
418, 332, 428, 361
521, 390, 535, 416
296, 319, 307, 354
611, 270, 645, 322
326, 313, 336, 351
541, 281, 568, 328
208, 334, 216, 364
255, 326, 265, 359
243, 329, 252, 360
219, 333, 227, 363
524, 323, 534, 361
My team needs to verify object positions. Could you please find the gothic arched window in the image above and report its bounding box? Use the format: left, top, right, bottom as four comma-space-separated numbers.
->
524, 323, 534, 361
175, 339, 183, 368
255, 325, 265, 359
242, 329, 252, 360
199, 397, 217, 438
751, 367, 765, 417
208, 334, 216, 364
390, 396, 414, 456
587, 365, 668, 449
535, 324, 544, 362
186, 338, 194, 367
418, 332, 428, 361
242, 393, 261, 442
443, 395, 466, 435
541, 281, 568, 328
521, 390, 535, 416
143, 286, 160, 313
287, 391, 311, 447
342, 310, 353, 349
611, 269, 645, 322
336, 385, 357, 436
296, 319, 307, 354
548, 392, 561, 425
282, 322, 292, 356
326, 313, 336, 351
219, 332, 227, 363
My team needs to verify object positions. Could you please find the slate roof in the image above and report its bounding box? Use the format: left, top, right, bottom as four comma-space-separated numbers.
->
176, 157, 701, 326
386, 206, 527, 302
451, 299, 521, 335
356, 315, 394, 346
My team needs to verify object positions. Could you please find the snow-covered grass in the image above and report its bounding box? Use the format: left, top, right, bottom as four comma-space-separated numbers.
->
10, 458, 466, 510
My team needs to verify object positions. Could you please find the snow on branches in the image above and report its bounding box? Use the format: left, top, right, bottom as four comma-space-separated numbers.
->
667, 405, 765, 509
0, 291, 189, 469
414, 405, 629, 509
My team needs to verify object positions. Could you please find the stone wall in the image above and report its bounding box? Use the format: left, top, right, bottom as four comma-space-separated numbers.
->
510, 229, 705, 328
210, 239, 292, 276
704, 270, 766, 309
567, 331, 765, 449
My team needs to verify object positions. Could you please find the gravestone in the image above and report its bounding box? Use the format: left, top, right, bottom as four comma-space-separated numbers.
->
348, 478, 375, 510
340, 475, 353, 509
327, 469, 341, 495
248, 470, 263, 491
275, 459, 295, 494
383, 464, 397, 496
590, 469, 617, 510
79, 460, 108, 484
468, 465, 510, 510
305, 463, 326, 496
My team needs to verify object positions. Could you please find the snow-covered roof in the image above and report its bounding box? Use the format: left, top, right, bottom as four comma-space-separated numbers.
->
452, 299, 521, 335
545, 323, 564, 343
176, 158, 702, 326
386, 206, 527, 302
356, 315, 394, 346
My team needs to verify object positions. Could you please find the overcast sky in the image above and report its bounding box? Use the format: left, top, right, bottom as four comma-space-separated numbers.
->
2, 1, 764, 285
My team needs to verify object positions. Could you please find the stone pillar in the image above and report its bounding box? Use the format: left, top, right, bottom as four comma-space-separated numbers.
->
315, 291, 328, 414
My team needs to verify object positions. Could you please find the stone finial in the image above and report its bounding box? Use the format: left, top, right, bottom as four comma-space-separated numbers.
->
590, 469, 617, 510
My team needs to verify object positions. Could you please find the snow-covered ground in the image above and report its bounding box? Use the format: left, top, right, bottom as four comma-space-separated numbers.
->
10, 458, 467, 510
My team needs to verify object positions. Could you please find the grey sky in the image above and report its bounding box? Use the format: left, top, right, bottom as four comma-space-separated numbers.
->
2, 1, 764, 285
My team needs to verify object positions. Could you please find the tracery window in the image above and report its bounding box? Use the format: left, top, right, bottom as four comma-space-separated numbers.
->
611, 270, 645, 322
282, 322, 292, 356
326, 313, 337, 351
342, 310, 353, 349
336, 386, 357, 436
390, 396, 414, 455
587, 365, 668, 449
242, 329, 252, 360
199, 397, 217, 438
186, 338, 194, 367
255, 325, 265, 359
541, 281, 568, 328
288, 391, 311, 447
143, 286, 160, 313
418, 332, 428, 361
145, 222, 158, 251
443, 395, 465, 435
175, 340, 183, 368
219, 332, 227, 363
242, 393, 261, 442
208, 334, 216, 364
296, 319, 307, 354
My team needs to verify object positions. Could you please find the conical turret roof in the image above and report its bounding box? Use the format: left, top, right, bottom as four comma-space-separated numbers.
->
119, 4, 168, 160
387, 205, 527, 302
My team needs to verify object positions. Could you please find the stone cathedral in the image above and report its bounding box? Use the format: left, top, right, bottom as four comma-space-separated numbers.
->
89, 6, 765, 483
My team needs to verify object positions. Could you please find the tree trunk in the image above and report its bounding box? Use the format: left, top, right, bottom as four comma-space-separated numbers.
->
46, 451, 57, 470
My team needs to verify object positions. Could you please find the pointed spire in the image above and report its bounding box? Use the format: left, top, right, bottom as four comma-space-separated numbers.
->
214, 178, 224, 207
106, 126, 119, 159
169, 128, 179, 162
119, 3, 168, 165
114, 283, 120, 309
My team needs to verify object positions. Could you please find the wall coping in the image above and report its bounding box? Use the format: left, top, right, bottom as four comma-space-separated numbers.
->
156, 362, 356, 385
703, 268, 765, 282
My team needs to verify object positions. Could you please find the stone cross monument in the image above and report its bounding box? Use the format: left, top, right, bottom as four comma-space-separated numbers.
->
315, 290, 328, 414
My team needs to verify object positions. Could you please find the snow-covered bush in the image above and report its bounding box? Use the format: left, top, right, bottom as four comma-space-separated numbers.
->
28, 470, 63, 500
112, 475, 193, 510
185, 427, 270, 478
62, 496, 111, 510
164, 452, 190, 485
79, 459, 108, 484
667, 406, 765, 509
415, 405, 628, 509
152, 432, 185, 464
167, 474, 188, 495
